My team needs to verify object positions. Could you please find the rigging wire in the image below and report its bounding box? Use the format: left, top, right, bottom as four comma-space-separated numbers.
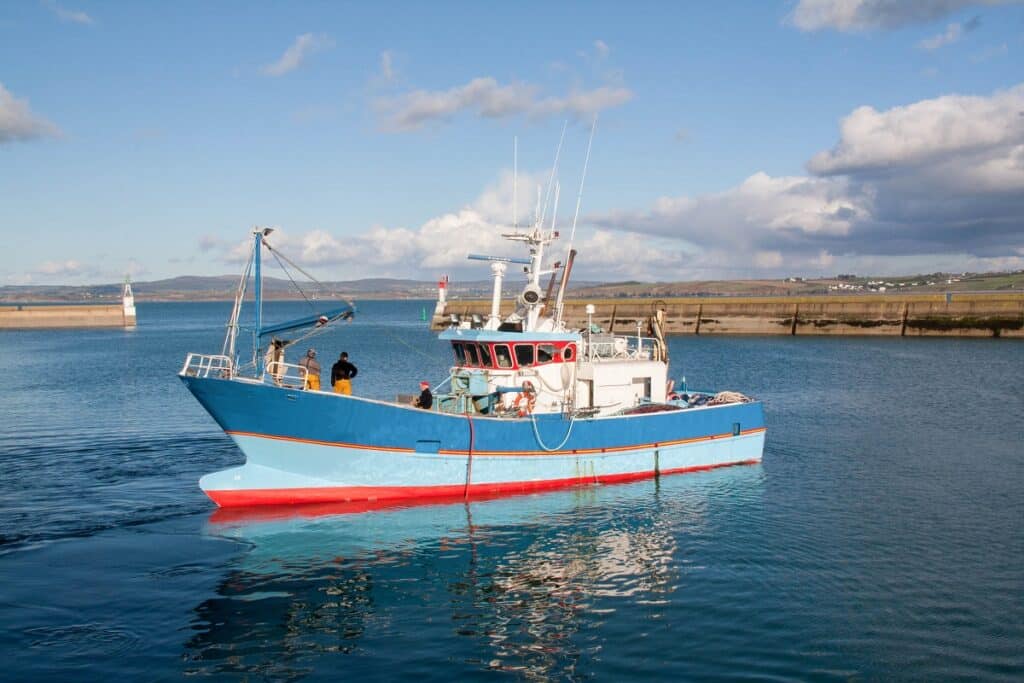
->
263, 240, 355, 308
539, 120, 568, 231
268, 247, 317, 315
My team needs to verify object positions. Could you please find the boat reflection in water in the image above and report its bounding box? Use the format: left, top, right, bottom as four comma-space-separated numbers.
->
185, 466, 763, 679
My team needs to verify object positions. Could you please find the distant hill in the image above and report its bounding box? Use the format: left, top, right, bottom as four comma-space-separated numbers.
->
571, 271, 1024, 298
0, 274, 597, 302
1, 270, 1019, 303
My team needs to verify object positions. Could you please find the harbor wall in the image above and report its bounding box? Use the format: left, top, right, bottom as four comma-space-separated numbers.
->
0, 304, 136, 329
431, 293, 1024, 338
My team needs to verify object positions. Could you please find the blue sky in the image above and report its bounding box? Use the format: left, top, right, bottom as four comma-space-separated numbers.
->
2, 0, 1023, 284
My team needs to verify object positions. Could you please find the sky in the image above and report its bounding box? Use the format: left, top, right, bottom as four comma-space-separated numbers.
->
1, 0, 1023, 285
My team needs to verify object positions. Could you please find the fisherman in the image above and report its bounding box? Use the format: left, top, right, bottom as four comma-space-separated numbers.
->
413, 381, 433, 409
298, 348, 321, 390
265, 339, 287, 383
331, 351, 358, 395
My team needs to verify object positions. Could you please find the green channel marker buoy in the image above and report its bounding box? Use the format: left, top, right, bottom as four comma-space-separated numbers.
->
421, 307, 427, 321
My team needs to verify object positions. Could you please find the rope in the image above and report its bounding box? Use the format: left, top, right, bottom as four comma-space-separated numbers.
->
268, 247, 317, 315
379, 326, 444, 362
707, 391, 752, 405
529, 412, 576, 452
264, 241, 355, 307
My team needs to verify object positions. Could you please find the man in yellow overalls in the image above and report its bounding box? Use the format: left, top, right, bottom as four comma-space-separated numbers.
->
299, 348, 321, 390
331, 351, 358, 395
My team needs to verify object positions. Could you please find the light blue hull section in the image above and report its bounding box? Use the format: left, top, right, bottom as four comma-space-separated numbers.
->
201, 430, 765, 495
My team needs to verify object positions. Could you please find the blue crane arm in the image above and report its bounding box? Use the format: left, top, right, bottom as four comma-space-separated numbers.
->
258, 304, 355, 340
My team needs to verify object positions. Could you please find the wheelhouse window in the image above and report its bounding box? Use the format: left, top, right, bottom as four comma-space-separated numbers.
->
477, 343, 492, 367
453, 343, 466, 365
494, 344, 513, 368
562, 344, 575, 362
514, 344, 534, 367
464, 343, 480, 366
537, 344, 556, 364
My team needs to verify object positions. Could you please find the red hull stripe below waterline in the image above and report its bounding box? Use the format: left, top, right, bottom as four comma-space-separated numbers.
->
205, 458, 761, 507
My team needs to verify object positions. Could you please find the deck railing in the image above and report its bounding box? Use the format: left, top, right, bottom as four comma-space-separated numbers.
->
582, 334, 659, 361
180, 353, 233, 378
264, 361, 308, 389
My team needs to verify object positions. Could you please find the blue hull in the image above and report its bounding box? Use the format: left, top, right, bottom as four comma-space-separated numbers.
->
182, 376, 766, 506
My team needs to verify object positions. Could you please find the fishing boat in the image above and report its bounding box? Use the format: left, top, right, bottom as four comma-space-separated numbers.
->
180, 142, 765, 507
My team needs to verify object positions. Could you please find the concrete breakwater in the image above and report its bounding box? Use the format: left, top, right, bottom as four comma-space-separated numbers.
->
0, 303, 136, 329
432, 292, 1024, 338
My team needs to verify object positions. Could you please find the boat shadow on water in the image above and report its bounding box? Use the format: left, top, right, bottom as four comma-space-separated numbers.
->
184, 465, 764, 679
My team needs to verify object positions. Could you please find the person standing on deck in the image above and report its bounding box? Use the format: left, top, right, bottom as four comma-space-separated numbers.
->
413, 381, 433, 409
331, 351, 358, 395
299, 349, 321, 390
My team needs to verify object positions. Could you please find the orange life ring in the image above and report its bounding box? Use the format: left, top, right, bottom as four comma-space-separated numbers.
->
514, 381, 537, 416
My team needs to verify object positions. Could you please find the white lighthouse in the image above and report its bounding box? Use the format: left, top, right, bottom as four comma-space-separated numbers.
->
122, 276, 137, 327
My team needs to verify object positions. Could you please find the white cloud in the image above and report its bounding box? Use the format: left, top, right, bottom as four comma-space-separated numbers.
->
590, 82, 1024, 277
37, 259, 83, 276
41, 0, 94, 25
379, 50, 395, 82
261, 33, 332, 77
378, 77, 632, 131
211, 84, 1024, 281
534, 86, 633, 118
8, 258, 148, 285
918, 22, 963, 49
790, 0, 1010, 32
596, 172, 869, 251
0, 83, 61, 143
379, 78, 533, 130
205, 170, 686, 281
918, 15, 980, 49
807, 84, 1024, 180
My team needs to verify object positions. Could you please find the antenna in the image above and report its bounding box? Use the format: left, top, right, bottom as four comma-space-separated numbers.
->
549, 181, 560, 237
513, 136, 518, 231
539, 121, 568, 230
567, 115, 597, 249
534, 184, 542, 228
555, 116, 598, 326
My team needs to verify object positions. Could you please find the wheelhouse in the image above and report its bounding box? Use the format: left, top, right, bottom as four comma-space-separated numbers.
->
450, 339, 577, 370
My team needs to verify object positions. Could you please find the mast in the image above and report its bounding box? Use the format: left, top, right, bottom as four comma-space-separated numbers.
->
222, 245, 253, 364
253, 228, 265, 375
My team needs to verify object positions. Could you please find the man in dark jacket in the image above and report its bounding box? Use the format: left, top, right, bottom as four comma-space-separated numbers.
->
413, 381, 433, 409
331, 351, 358, 395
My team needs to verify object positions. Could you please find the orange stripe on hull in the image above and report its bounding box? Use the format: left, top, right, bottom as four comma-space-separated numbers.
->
205, 458, 762, 507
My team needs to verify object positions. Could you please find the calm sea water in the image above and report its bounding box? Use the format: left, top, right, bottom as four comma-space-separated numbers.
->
0, 301, 1021, 681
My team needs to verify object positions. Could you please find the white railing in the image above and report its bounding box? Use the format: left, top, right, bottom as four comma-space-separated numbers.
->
582, 335, 659, 361
181, 353, 233, 378
264, 361, 308, 389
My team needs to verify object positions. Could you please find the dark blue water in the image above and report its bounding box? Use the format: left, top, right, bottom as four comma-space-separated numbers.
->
1, 301, 1021, 681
